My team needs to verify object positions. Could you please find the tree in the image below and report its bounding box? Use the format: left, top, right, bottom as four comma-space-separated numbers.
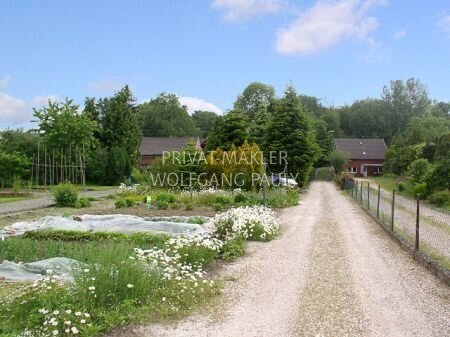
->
0, 150, 29, 187
265, 85, 318, 186
0, 129, 39, 160
248, 104, 270, 148
98, 86, 142, 164
434, 132, 450, 161
206, 110, 248, 151
33, 98, 98, 152
234, 82, 276, 120
191, 110, 219, 138
406, 116, 450, 144
140, 93, 199, 137
108, 146, 131, 184
328, 150, 349, 175
382, 78, 430, 136
314, 118, 334, 167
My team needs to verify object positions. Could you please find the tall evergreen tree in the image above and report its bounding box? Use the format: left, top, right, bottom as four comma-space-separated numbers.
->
265, 85, 318, 186
206, 110, 248, 151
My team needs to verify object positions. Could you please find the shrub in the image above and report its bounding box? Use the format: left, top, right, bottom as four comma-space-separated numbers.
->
428, 190, 450, 208
407, 159, 431, 184
220, 237, 245, 260
170, 202, 181, 210
213, 203, 224, 212
155, 191, 176, 203
412, 183, 427, 198
156, 200, 169, 210
234, 193, 247, 203
114, 199, 127, 208
214, 195, 231, 205
75, 197, 91, 208
53, 183, 78, 207
185, 203, 194, 211
398, 182, 406, 192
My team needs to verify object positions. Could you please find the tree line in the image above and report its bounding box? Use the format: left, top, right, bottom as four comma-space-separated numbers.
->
0, 78, 448, 189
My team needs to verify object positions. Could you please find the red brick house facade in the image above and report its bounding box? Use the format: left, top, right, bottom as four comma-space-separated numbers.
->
138, 137, 202, 168
334, 138, 387, 177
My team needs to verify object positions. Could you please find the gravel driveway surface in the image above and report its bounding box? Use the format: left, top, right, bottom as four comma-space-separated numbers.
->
111, 182, 450, 337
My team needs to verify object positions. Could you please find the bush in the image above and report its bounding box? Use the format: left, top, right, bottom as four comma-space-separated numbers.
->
156, 200, 169, 210
214, 195, 231, 205
234, 193, 247, 203
213, 203, 224, 212
407, 159, 431, 184
155, 191, 176, 203
220, 237, 245, 260
185, 203, 194, 211
398, 182, 406, 192
114, 199, 127, 208
125, 197, 135, 207
412, 183, 427, 198
75, 197, 91, 208
428, 190, 450, 208
53, 183, 79, 207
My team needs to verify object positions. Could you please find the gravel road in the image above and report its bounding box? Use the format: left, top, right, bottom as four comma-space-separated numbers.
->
112, 182, 450, 337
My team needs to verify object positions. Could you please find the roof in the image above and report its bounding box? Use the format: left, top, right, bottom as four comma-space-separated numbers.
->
139, 137, 200, 156
334, 138, 387, 160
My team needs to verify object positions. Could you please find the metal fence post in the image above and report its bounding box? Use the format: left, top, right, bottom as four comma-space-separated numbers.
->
367, 182, 370, 210
376, 184, 380, 218
360, 182, 363, 203
355, 181, 358, 200
415, 195, 420, 252
391, 190, 395, 231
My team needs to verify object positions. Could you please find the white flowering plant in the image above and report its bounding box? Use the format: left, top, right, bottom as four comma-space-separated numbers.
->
207, 206, 280, 241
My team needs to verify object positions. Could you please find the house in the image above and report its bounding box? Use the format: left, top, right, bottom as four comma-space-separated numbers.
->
138, 137, 202, 168
334, 138, 387, 177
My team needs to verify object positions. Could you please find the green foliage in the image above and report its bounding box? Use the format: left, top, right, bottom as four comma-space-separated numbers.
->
206, 110, 248, 151
426, 159, 450, 193
328, 150, 349, 175
97, 86, 142, 165
406, 116, 450, 144
114, 199, 127, 208
0, 150, 30, 187
0, 129, 39, 161
219, 237, 245, 260
434, 132, 450, 161
108, 146, 131, 184
213, 203, 224, 211
398, 182, 406, 192
407, 158, 431, 184
214, 195, 231, 205
140, 93, 199, 137
52, 183, 79, 207
428, 190, 450, 209
33, 98, 99, 154
192, 110, 219, 138
185, 203, 194, 211
265, 85, 318, 186
314, 167, 333, 181
156, 200, 169, 209
234, 192, 247, 203
86, 145, 109, 184
75, 197, 91, 208
234, 82, 275, 120
155, 191, 176, 203
412, 183, 427, 198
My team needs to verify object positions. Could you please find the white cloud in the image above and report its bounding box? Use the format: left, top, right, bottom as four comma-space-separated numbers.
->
360, 37, 391, 63
0, 92, 29, 125
394, 29, 406, 39
212, 0, 285, 22
178, 96, 223, 115
86, 78, 125, 93
437, 15, 450, 37
31, 95, 60, 107
275, 0, 386, 56
0, 75, 11, 89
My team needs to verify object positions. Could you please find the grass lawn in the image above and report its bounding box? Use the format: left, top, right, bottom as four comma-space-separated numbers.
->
369, 175, 414, 198
0, 196, 33, 204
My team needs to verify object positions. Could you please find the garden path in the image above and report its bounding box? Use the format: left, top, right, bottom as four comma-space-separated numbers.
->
112, 182, 450, 337
0, 189, 116, 214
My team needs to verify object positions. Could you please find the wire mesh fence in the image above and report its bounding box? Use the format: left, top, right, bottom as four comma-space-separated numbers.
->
344, 179, 450, 271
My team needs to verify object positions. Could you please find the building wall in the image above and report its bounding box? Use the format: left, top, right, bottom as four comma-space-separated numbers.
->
346, 159, 384, 177
138, 155, 160, 168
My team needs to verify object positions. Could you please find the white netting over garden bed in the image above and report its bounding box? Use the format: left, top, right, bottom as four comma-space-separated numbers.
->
0, 214, 210, 238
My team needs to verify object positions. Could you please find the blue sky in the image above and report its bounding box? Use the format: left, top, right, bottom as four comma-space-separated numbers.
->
1, 0, 449, 129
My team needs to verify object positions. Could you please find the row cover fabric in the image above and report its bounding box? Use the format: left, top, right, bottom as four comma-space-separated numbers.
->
0, 257, 78, 281
0, 214, 211, 238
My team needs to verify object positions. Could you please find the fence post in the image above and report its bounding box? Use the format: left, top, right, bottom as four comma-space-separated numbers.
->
355, 181, 358, 200
367, 182, 370, 210
376, 184, 380, 218
415, 195, 420, 252
360, 182, 363, 203
391, 190, 395, 231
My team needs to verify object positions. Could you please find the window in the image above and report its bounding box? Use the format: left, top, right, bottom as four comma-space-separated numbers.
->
348, 167, 357, 173
377, 167, 383, 173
